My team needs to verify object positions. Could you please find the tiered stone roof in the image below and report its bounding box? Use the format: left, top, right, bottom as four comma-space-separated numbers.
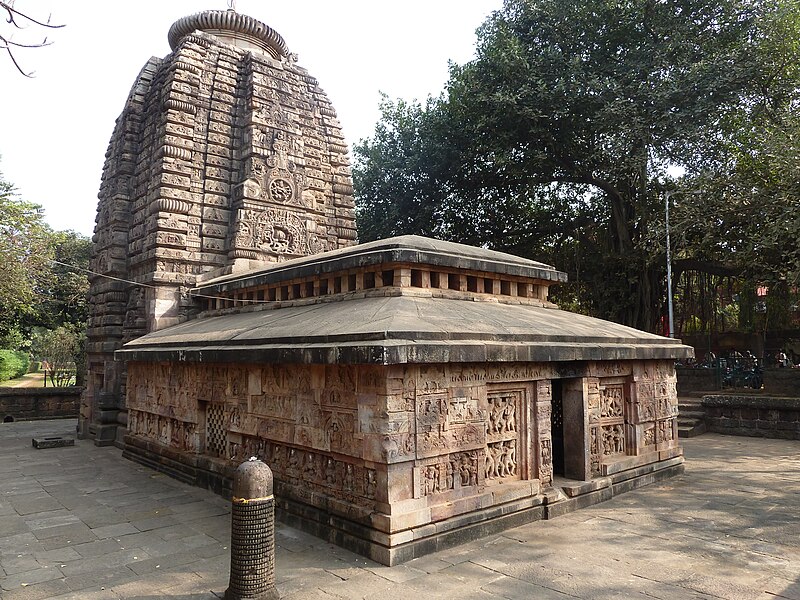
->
119, 236, 692, 364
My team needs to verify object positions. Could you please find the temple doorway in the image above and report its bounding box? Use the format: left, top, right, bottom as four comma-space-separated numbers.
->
551, 378, 590, 481
551, 379, 565, 476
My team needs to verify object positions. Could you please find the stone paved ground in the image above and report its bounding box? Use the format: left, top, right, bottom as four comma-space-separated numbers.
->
1, 419, 798, 600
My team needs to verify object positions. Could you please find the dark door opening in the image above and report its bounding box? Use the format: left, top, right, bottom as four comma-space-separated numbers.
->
550, 379, 565, 476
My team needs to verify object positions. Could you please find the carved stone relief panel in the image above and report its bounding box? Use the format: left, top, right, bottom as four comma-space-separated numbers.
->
484, 390, 520, 481
415, 392, 449, 459
233, 436, 378, 510
129, 409, 199, 453
629, 360, 679, 453
414, 390, 486, 460
483, 387, 529, 483
587, 361, 633, 379
413, 451, 480, 498
589, 378, 629, 475
323, 365, 357, 408
322, 410, 359, 456
533, 380, 553, 486
448, 364, 557, 386
657, 418, 677, 446
642, 422, 656, 449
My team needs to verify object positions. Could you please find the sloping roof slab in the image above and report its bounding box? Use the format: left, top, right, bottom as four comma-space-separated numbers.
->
118, 295, 692, 364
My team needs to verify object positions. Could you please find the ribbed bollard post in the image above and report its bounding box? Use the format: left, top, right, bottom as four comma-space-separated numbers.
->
225, 457, 279, 600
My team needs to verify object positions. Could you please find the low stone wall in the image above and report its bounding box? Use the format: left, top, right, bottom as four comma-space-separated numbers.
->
0, 387, 82, 422
763, 368, 800, 396
702, 395, 800, 440
676, 367, 719, 395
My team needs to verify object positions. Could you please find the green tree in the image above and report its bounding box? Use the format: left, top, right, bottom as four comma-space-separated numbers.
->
674, 106, 800, 289
33, 325, 80, 387
35, 230, 91, 330
0, 169, 53, 340
354, 0, 800, 332
0, 167, 91, 348
355, 96, 452, 242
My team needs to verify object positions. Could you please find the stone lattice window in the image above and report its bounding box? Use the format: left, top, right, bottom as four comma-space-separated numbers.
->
206, 403, 226, 457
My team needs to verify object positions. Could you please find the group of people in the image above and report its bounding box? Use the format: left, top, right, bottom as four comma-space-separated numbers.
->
681, 348, 796, 369
775, 349, 793, 368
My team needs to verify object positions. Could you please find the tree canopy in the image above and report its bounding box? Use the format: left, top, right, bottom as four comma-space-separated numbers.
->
0, 166, 90, 345
354, 0, 800, 332
0, 171, 52, 338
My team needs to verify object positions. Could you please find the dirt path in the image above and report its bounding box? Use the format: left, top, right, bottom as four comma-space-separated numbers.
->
1, 371, 45, 388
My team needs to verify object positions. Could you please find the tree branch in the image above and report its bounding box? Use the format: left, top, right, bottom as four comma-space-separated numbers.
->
0, 1, 64, 77
672, 258, 742, 278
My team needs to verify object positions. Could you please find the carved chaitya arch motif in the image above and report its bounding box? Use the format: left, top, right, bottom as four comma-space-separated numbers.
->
263, 130, 307, 207
231, 207, 327, 257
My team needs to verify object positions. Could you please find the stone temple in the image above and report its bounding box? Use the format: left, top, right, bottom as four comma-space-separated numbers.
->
82, 10, 692, 565
81, 9, 356, 445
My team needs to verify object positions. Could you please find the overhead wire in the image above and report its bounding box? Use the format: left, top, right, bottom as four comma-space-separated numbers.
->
48, 259, 267, 305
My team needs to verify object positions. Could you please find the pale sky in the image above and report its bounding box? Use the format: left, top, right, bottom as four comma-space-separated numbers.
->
0, 0, 503, 237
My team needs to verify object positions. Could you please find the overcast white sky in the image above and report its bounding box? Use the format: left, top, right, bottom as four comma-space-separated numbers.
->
0, 0, 503, 237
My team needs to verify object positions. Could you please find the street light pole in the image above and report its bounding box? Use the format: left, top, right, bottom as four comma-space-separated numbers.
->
664, 189, 700, 338
665, 191, 675, 338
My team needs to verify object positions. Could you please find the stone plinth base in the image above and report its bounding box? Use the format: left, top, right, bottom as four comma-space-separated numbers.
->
123, 435, 684, 565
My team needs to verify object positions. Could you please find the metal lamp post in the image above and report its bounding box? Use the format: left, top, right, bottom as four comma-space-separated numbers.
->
664, 189, 699, 339
665, 191, 675, 338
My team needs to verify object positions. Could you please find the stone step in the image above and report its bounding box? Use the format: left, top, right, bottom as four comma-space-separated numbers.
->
678, 420, 707, 438
678, 398, 704, 407
678, 421, 702, 430
679, 410, 705, 419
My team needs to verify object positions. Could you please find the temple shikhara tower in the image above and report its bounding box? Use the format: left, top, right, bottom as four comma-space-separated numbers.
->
81, 10, 356, 444
82, 9, 692, 565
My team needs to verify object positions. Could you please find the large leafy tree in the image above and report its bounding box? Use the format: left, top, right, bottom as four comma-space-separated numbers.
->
0, 170, 52, 339
354, 0, 800, 332
354, 96, 451, 242
0, 167, 91, 345
36, 230, 91, 330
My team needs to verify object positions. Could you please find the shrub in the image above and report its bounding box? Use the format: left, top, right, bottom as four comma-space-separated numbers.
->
0, 349, 29, 382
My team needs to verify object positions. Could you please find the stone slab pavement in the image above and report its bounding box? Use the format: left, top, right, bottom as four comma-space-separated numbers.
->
1, 419, 798, 600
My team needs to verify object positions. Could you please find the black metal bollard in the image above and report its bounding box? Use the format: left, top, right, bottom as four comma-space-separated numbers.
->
225, 457, 279, 600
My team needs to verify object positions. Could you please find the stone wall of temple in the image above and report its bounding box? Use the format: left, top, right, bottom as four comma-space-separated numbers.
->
82, 14, 357, 443
124, 358, 679, 538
